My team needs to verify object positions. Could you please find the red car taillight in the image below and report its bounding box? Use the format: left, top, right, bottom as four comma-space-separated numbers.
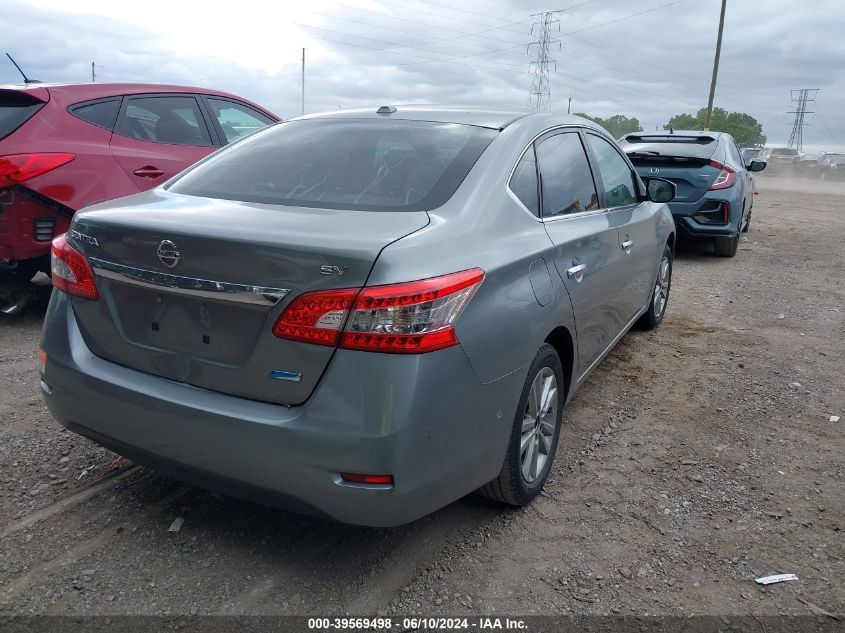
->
0, 153, 75, 189
708, 160, 737, 190
50, 234, 99, 300
272, 268, 484, 354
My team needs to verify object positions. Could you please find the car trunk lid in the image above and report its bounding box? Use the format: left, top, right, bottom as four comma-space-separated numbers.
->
68, 189, 429, 405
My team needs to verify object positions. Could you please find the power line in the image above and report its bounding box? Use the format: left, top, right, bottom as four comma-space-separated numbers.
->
787, 89, 819, 152
528, 12, 561, 110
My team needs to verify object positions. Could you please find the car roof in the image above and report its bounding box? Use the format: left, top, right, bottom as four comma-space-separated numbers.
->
293, 105, 582, 130
0, 82, 278, 117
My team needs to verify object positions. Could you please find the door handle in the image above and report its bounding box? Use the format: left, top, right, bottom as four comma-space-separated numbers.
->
566, 263, 586, 280
621, 238, 633, 252
133, 166, 165, 178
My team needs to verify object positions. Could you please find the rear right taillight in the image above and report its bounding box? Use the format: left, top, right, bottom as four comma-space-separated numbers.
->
708, 160, 737, 190
50, 233, 99, 300
272, 268, 484, 354
0, 153, 75, 189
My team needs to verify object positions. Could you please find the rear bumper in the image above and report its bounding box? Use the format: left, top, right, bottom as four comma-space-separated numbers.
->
668, 197, 740, 238
0, 185, 71, 264
39, 292, 525, 527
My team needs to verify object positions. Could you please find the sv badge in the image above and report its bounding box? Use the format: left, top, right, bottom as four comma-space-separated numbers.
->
320, 265, 348, 276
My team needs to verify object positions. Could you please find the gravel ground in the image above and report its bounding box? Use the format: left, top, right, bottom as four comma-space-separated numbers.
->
0, 184, 842, 619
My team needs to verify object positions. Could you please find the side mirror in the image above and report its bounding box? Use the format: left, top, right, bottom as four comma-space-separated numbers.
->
645, 177, 676, 203
748, 160, 767, 172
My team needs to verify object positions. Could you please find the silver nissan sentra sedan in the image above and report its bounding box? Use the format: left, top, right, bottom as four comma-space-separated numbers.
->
39, 106, 676, 526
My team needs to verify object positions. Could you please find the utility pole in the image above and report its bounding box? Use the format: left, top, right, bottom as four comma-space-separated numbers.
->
91, 61, 95, 82
567, 96, 572, 114
787, 89, 819, 152
527, 12, 560, 111
301, 48, 305, 116
704, 0, 727, 131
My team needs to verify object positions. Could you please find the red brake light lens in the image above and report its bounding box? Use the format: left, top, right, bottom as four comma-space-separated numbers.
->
50, 233, 99, 300
0, 153, 75, 189
340, 473, 394, 485
271, 288, 358, 346
708, 160, 737, 190
271, 268, 484, 354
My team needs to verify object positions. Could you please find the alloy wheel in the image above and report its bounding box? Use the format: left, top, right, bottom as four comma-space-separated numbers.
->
520, 367, 558, 483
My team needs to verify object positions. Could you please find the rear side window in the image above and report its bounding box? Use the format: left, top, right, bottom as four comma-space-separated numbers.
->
587, 134, 639, 208
0, 91, 45, 139
535, 132, 599, 217
115, 96, 212, 146
70, 99, 121, 131
168, 119, 497, 212
509, 147, 539, 216
206, 98, 274, 144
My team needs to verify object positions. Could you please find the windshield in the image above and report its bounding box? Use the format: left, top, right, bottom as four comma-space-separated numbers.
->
168, 118, 497, 212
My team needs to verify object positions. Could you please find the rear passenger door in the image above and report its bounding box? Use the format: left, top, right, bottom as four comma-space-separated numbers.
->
109, 94, 217, 191
536, 129, 623, 377
585, 132, 655, 322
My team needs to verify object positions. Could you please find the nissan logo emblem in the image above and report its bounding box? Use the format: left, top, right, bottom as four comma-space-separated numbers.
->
157, 240, 181, 268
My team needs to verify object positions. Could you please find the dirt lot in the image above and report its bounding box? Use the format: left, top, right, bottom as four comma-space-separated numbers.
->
0, 184, 842, 620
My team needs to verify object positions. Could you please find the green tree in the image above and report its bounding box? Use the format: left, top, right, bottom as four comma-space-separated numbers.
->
575, 113, 642, 139
664, 107, 766, 147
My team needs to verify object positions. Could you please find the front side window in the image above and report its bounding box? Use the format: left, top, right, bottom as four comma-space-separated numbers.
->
509, 146, 539, 216
535, 132, 599, 217
207, 98, 274, 144
587, 134, 639, 208
168, 119, 497, 212
116, 96, 212, 146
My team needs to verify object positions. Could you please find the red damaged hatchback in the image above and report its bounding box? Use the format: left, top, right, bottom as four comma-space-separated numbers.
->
0, 83, 278, 313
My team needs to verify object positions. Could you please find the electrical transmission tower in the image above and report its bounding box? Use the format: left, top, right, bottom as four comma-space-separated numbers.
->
787, 89, 819, 152
527, 12, 561, 111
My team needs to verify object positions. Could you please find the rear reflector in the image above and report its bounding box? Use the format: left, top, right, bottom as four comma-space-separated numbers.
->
50, 233, 99, 300
0, 153, 75, 189
37, 347, 47, 372
340, 473, 394, 485
707, 160, 737, 190
272, 268, 484, 354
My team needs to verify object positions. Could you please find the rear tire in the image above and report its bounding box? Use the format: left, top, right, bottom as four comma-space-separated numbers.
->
477, 344, 564, 506
742, 211, 751, 233
636, 244, 672, 330
714, 233, 739, 257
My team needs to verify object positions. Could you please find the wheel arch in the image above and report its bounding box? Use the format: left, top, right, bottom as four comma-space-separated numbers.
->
544, 326, 574, 402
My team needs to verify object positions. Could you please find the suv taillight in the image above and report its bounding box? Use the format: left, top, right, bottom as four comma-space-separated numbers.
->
50, 233, 99, 300
708, 160, 737, 190
0, 153, 75, 189
272, 268, 484, 354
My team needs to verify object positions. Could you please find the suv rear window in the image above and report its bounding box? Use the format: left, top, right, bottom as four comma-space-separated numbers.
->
0, 91, 45, 139
169, 119, 497, 212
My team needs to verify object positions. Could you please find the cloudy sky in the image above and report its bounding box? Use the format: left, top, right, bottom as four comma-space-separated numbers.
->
3, 0, 844, 147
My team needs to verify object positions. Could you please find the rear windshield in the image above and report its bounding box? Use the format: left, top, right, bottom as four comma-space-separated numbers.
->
168, 119, 498, 212
0, 91, 45, 139
620, 136, 719, 161
771, 148, 799, 156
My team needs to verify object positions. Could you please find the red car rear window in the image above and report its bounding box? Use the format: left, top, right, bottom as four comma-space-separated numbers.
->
0, 91, 45, 140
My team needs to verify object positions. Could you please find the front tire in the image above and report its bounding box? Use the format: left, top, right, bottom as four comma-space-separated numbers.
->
477, 344, 564, 506
636, 243, 673, 330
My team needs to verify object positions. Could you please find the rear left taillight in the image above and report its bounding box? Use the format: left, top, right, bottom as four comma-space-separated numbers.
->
50, 233, 99, 300
272, 268, 484, 354
708, 161, 737, 190
0, 153, 75, 189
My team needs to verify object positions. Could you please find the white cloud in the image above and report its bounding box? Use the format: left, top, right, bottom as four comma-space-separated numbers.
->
3, 0, 844, 147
